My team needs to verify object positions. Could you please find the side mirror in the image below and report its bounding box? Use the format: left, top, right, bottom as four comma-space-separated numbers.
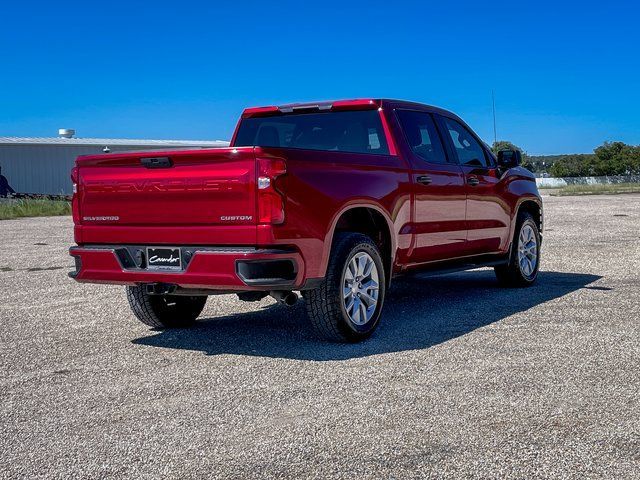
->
497, 149, 521, 169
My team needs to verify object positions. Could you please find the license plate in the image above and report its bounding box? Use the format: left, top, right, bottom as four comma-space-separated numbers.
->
146, 247, 182, 270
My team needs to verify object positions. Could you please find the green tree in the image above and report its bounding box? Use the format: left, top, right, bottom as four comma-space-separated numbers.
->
491, 140, 640, 177
549, 154, 595, 177
594, 142, 640, 175
549, 161, 569, 178
546, 142, 640, 177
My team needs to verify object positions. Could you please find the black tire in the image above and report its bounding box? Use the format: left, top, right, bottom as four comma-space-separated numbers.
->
303, 233, 386, 342
125, 286, 207, 329
495, 211, 541, 287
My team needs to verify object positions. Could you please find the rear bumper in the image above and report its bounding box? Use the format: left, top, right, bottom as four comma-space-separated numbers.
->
69, 245, 306, 291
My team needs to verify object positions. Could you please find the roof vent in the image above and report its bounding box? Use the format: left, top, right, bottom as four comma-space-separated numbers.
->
58, 128, 75, 138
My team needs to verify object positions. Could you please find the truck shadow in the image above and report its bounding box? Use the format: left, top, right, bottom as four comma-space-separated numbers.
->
132, 270, 602, 361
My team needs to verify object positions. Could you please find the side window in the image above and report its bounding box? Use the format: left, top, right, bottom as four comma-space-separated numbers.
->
441, 117, 489, 167
396, 110, 448, 165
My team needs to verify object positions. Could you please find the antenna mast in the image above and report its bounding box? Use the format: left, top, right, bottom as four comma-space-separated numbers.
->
492, 90, 497, 145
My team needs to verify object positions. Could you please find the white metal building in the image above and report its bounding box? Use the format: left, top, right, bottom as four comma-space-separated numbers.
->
0, 130, 229, 196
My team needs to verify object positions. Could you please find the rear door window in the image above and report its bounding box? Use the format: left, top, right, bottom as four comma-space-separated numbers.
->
234, 110, 389, 155
396, 110, 449, 165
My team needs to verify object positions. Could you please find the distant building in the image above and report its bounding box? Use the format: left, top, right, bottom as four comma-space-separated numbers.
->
0, 130, 229, 196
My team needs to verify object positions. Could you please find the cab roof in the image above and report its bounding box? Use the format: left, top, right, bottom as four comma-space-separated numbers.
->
241, 98, 460, 120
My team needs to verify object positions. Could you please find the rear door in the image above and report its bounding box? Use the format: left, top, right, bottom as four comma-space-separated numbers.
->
77, 148, 257, 227
435, 115, 510, 254
395, 110, 468, 263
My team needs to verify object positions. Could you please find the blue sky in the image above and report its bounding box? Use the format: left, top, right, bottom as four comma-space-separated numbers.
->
1, 1, 638, 155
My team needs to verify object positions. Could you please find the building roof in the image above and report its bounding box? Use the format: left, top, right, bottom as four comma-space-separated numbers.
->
0, 136, 229, 147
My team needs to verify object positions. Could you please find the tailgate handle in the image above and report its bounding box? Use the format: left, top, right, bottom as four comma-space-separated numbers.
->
141, 157, 172, 168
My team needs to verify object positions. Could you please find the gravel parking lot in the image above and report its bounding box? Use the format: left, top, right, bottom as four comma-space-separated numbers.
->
1, 194, 638, 479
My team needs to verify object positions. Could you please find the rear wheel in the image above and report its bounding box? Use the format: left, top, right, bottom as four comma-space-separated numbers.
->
126, 286, 207, 328
495, 211, 540, 287
303, 233, 386, 342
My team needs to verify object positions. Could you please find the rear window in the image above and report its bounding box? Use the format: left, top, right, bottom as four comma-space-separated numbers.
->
234, 110, 389, 155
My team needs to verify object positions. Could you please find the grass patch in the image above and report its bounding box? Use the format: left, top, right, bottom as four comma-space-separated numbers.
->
551, 183, 640, 196
0, 199, 71, 220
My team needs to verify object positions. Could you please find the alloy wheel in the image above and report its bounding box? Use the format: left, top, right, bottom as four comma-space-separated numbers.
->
518, 224, 538, 278
342, 252, 380, 325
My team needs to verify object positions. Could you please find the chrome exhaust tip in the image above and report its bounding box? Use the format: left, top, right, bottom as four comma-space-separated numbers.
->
269, 290, 298, 306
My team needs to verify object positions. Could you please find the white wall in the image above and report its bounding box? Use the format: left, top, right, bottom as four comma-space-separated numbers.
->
536, 175, 640, 188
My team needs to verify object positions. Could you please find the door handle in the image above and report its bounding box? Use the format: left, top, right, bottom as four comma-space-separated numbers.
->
467, 176, 480, 186
416, 175, 432, 185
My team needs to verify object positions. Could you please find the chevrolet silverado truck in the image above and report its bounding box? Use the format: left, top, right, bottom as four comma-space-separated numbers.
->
69, 99, 542, 342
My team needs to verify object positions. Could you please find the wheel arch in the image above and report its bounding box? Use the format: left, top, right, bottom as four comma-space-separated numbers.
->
508, 197, 543, 254
517, 198, 543, 233
320, 203, 396, 286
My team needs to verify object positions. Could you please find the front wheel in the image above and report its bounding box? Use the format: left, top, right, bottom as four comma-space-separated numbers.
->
495, 211, 541, 287
126, 286, 207, 329
303, 233, 386, 342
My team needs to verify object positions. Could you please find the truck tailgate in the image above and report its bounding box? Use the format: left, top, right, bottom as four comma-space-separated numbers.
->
76, 147, 256, 227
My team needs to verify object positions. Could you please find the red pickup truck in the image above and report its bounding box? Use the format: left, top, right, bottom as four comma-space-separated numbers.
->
69, 99, 542, 342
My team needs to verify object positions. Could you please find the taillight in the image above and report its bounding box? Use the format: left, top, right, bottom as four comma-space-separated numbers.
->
257, 158, 286, 224
70, 166, 80, 223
